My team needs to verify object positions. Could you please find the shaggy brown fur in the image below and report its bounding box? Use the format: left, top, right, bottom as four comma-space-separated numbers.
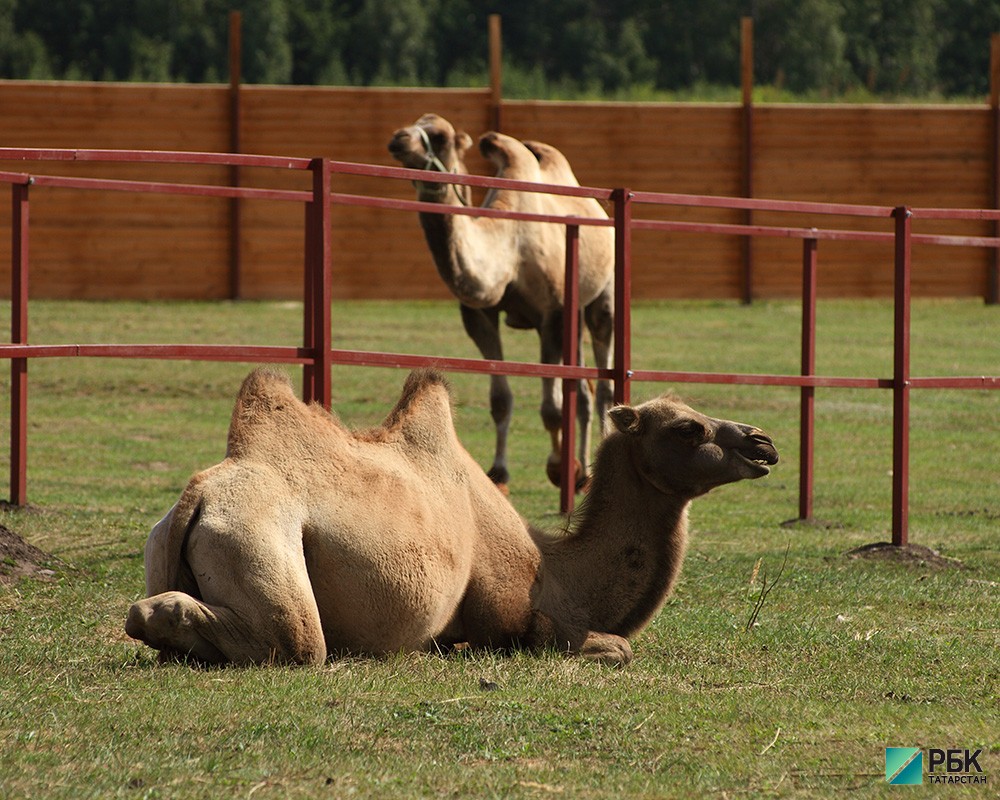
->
126, 368, 777, 667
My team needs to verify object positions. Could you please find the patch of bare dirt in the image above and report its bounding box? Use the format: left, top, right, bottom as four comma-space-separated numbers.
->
845, 541, 966, 570
0, 524, 58, 585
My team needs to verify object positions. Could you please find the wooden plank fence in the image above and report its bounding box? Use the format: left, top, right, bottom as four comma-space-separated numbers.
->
0, 79, 997, 300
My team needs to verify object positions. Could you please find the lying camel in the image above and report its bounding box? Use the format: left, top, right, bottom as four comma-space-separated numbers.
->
388, 114, 615, 491
126, 368, 777, 667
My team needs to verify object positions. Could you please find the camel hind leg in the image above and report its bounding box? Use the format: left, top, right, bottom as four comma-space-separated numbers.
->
585, 285, 614, 438
126, 581, 325, 667
540, 311, 591, 491
127, 472, 327, 666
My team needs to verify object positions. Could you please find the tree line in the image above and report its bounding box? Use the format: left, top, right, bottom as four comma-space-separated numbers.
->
2, 0, 999, 100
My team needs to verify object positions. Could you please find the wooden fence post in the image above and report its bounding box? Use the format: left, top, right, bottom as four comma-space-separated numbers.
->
741, 16, 755, 305
489, 15, 503, 132
228, 10, 243, 300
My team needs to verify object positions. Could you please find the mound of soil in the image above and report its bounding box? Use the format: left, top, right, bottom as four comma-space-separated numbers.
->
0, 524, 57, 585
845, 541, 966, 570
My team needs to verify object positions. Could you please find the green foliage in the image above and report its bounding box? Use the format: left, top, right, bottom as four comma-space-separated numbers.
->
3, 1, 1000, 98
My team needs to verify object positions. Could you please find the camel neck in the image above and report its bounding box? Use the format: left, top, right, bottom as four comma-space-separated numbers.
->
415, 204, 515, 309
540, 437, 693, 638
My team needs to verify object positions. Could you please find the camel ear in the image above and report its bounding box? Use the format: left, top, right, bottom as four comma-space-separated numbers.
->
609, 405, 642, 435
456, 131, 473, 155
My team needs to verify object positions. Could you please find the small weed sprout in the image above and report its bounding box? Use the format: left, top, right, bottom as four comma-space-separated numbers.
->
745, 545, 790, 633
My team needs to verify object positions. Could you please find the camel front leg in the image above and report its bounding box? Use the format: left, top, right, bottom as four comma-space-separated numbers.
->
127, 485, 328, 666
579, 631, 633, 667
460, 304, 513, 489
525, 609, 633, 667
538, 313, 576, 488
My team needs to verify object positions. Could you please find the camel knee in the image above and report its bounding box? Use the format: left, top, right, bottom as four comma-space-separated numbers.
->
126, 593, 227, 664
540, 394, 562, 435
489, 376, 513, 426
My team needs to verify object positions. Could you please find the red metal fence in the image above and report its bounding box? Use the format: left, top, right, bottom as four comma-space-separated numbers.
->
2, 148, 998, 544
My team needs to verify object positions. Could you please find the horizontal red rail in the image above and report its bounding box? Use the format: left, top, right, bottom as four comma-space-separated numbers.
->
0, 343, 313, 363
0, 147, 314, 171
25, 173, 309, 203
1, 146, 997, 543
330, 191, 613, 227
631, 188, 894, 218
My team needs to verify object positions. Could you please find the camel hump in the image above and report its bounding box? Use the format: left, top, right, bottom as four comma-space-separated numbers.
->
374, 369, 459, 455
522, 140, 580, 186
226, 368, 305, 457
478, 131, 542, 181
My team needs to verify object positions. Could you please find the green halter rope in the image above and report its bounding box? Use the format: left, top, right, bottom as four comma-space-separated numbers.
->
415, 126, 469, 206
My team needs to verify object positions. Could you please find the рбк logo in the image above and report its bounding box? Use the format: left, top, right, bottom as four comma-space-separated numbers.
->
885, 747, 923, 785
927, 748, 987, 786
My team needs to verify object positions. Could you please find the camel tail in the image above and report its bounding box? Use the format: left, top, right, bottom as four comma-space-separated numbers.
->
155, 477, 206, 596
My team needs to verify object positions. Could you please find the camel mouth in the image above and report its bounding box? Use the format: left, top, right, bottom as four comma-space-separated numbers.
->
736, 441, 779, 477
387, 135, 412, 159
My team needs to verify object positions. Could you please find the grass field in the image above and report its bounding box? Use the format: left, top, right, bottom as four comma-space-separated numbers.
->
0, 298, 997, 799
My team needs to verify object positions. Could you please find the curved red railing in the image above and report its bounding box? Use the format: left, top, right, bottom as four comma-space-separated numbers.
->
1, 147, 998, 542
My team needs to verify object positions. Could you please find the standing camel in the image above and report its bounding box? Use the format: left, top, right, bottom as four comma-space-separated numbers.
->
125, 368, 779, 667
388, 114, 615, 491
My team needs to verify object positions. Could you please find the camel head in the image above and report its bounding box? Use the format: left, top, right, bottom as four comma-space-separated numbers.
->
607, 394, 778, 499
388, 113, 473, 203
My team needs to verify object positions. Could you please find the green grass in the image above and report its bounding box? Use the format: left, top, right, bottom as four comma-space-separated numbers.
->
0, 299, 997, 798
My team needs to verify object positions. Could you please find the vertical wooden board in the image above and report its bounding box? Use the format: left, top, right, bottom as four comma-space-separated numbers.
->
235, 86, 492, 300
502, 102, 744, 196
0, 81, 232, 298
753, 105, 992, 297
0, 81, 229, 152
756, 105, 991, 207
0, 81, 997, 300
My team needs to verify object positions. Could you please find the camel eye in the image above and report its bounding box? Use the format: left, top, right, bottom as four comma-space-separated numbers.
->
673, 420, 707, 444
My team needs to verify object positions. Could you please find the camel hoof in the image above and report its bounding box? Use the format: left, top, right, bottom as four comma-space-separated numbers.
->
580, 633, 633, 667
545, 457, 586, 492
486, 465, 510, 490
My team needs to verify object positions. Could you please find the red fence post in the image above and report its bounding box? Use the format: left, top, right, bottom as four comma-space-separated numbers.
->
613, 188, 633, 407
303, 158, 332, 408
892, 207, 912, 546
799, 236, 818, 521
990, 33, 1000, 305
10, 181, 29, 506
559, 224, 580, 515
